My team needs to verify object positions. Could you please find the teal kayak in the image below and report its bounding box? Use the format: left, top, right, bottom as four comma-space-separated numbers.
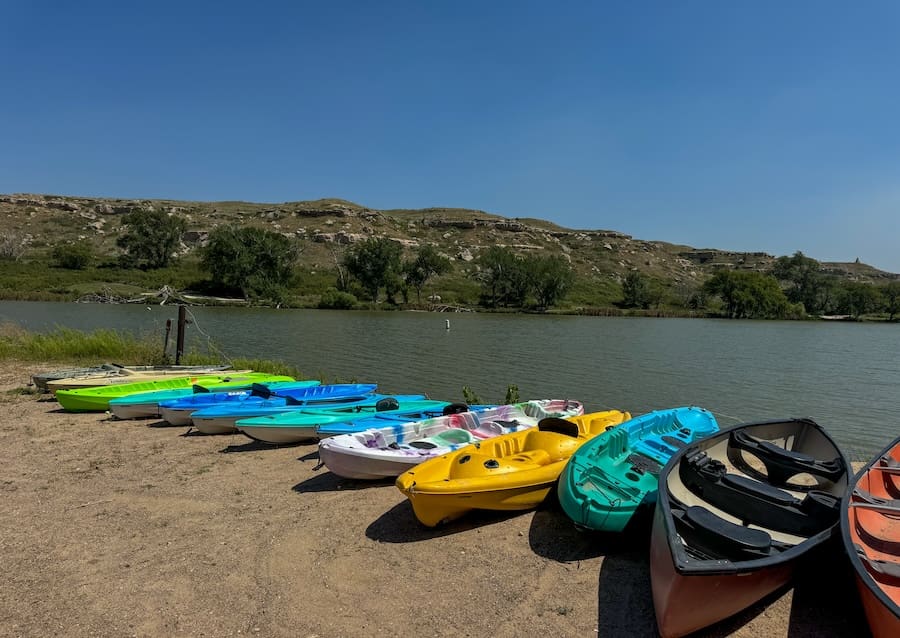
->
557, 406, 719, 532
234, 398, 448, 444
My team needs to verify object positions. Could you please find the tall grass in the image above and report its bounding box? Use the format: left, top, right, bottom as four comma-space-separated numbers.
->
0, 324, 167, 363
0, 324, 310, 378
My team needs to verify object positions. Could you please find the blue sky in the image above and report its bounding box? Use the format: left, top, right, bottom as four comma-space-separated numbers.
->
2, 1, 899, 271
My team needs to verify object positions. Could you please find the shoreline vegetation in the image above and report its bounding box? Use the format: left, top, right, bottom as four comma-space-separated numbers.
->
1, 193, 898, 322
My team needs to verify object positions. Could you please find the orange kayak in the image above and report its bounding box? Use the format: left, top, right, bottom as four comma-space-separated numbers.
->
842, 436, 900, 638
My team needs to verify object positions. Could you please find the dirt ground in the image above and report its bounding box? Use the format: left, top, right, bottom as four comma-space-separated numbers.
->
0, 362, 870, 638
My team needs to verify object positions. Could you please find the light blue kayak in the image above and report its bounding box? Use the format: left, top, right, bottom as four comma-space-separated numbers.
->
190, 393, 429, 435
557, 406, 719, 533
235, 398, 453, 444
107, 378, 319, 419
158, 383, 378, 426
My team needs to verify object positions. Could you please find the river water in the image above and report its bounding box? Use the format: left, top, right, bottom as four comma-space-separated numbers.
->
2, 300, 897, 459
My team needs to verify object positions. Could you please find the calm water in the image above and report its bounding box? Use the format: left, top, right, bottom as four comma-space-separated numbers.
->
2, 300, 898, 459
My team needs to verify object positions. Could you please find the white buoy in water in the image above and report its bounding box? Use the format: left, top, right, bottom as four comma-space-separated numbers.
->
445, 319, 450, 330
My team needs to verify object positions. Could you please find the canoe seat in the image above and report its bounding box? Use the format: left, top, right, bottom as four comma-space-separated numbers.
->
851, 488, 900, 514
681, 452, 840, 536
683, 505, 773, 555
854, 545, 900, 582
727, 430, 844, 486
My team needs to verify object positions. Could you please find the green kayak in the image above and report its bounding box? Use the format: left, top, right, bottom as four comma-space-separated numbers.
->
557, 406, 719, 532
55, 373, 295, 412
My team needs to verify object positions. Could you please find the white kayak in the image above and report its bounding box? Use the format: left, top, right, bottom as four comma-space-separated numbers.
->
318, 399, 585, 480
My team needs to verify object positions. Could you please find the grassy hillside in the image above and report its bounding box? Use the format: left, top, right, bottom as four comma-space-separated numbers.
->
1, 193, 895, 309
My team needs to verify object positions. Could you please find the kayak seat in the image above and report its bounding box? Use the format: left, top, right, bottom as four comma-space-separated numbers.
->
683, 505, 773, 556
681, 452, 840, 536
537, 417, 579, 438
442, 402, 470, 416
510, 449, 552, 466
409, 428, 473, 450
625, 453, 662, 475
376, 398, 400, 412
727, 430, 844, 487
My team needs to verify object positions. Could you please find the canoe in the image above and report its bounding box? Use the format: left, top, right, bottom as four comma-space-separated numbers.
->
395, 409, 631, 527
108, 379, 325, 420
319, 399, 586, 480
841, 435, 900, 638
650, 417, 850, 638
234, 398, 451, 444
54, 373, 294, 413
558, 406, 719, 532
157, 383, 376, 426
44, 364, 238, 392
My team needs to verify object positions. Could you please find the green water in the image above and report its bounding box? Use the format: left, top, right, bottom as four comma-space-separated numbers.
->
3, 300, 898, 459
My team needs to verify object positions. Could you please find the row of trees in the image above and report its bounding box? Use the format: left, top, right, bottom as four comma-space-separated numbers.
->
44, 210, 900, 319
338, 240, 575, 310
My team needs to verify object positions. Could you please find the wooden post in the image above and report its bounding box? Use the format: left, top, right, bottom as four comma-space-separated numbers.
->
175, 305, 187, 364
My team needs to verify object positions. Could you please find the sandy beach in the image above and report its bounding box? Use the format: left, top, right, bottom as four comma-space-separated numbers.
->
0, 362, 868, 638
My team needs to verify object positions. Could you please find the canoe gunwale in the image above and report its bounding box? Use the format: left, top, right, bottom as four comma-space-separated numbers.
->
658, 417, 850, 577
840, 434, 900, 626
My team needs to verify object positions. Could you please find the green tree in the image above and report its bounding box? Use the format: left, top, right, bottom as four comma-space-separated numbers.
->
881, 281, 900, 321
703, 270, 790, 319
621, 272, 649, 308
343, 237, 403, 303
51, 242, 93, 270
402, 245, 452, 304
200, 225, 298, 300
771, 251, 826, 314
837, 282, 882, 319
528, 254, 574, 309
474, 246, 530, 307
117, 209, 186, 269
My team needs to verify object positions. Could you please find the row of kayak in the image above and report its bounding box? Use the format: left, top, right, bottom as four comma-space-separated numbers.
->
43, 370, 899, 637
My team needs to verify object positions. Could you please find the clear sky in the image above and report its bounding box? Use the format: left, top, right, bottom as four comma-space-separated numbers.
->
2, 1, 899, 271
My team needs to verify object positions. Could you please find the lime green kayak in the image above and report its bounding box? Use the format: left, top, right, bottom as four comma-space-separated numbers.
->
55, 373, 295, 412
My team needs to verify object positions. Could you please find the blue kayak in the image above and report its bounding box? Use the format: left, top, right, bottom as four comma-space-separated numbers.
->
189, 393, 428, 435
158, 383, 378, 426
107, 379, 320, 419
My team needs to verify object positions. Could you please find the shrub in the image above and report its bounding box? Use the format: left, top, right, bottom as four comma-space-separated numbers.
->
51, 243, 93, 270
318, 288, 357, 309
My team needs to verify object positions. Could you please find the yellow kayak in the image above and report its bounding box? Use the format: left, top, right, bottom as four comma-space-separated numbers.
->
395, 409, 631, 527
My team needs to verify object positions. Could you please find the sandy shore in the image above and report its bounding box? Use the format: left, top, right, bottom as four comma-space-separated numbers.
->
0, 362, 868, 637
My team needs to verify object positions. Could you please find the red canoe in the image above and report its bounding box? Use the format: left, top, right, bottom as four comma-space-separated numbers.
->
842, 436, 900, 638
650, 418, 850, 638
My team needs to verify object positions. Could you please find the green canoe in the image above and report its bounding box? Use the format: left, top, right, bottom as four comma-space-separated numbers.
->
55, 373, 295, 412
